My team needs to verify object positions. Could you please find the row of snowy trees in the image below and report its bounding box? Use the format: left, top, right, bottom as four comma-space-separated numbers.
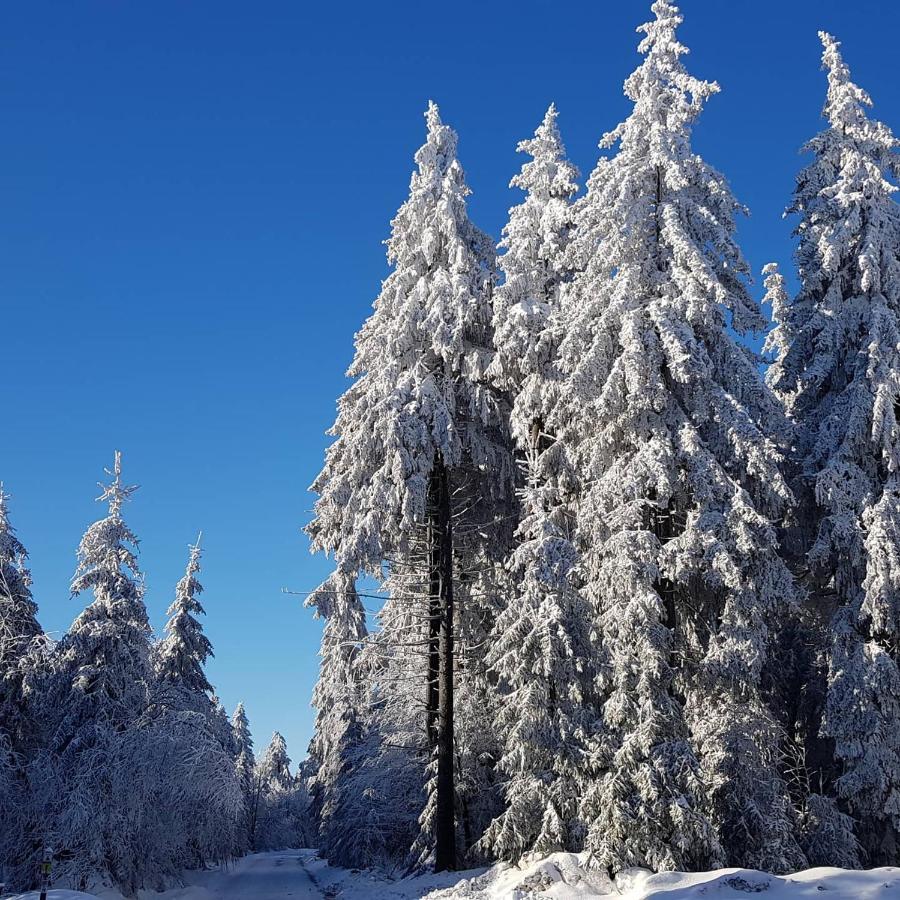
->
304, 0, 900, 876
0, 453, 308, 895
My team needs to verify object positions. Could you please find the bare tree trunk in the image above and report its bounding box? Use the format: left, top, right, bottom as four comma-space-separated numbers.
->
433, 454, 456, 872
425, 464, 442, 749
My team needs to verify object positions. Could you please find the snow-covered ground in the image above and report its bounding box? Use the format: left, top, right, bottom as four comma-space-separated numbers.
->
7, 850, 900, 899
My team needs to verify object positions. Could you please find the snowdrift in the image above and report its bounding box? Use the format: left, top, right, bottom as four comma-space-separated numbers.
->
420, 852, 900, 899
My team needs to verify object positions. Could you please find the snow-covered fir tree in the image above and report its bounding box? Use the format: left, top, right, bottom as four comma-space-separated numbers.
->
554, 1, 803, 873
305, 571, 368, 857
252, 732, 308, 851
476, 106, 595, 861
30, 452, 156, 891
477, 484, 594, 861
0, 486, 44, 891
232, 701, 257, 850
487, 103, 579, 449
54, 451, 152, 738
769, 31, 900, 864
0, 485, 43, 749
17, 455, 245, 894
154, 535, 214, 697
306, 101, 513, 870
148, 535, 245, 865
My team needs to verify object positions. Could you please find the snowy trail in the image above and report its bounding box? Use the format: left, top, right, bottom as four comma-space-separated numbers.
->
158, 851, 323, 900
214, 852, 321, 899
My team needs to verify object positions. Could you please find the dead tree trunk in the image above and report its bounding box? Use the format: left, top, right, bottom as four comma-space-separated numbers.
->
432, 453, 456, 872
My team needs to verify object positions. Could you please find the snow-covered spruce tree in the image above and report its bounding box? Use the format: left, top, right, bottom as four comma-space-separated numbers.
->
232, 702, 257, 851
770, 32, 900, 864
305, 571, 368, 856
154, 535, 214, 699
476, 484, 594, 861
0, 487, 44, 891
31, 452, 156, 892
487, 103, 579, 454
306, 102, 512, 870
475, 106, 595, 861
763, 260, 857, 865
62, 451, 151, 726
0, 485, 43, 749
252, 732, 308, 851
555, 1, 803, 873
149, 536, 244, 867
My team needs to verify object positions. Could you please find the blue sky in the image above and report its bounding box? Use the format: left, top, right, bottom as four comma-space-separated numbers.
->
1, 0, 898, 760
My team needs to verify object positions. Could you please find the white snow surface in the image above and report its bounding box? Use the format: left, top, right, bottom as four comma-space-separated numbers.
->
8, 850, 900, 900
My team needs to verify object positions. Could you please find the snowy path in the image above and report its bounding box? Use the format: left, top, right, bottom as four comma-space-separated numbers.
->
209, 851, 321, 899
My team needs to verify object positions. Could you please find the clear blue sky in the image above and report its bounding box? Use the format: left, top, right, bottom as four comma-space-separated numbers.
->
1, 0, 898, 761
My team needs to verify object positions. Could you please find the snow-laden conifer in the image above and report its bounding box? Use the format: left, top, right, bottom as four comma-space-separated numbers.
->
29, 453, 158, 891
488, 103, 579, 446
477, 107, 593, 861
305, 571, 368, 855
232, 701, 255, 792
231, 702, 257, 850
769, 32, 900, 862
253, 732, 309, 850
556, 1, 802, 872
306, 100, 506, 577
306, 102, 511, 870
0, 487, 44, 890
155, 535, 213, 696
0, 485, 43, 747
57, 451, 152, 733
477, 481, 593, 861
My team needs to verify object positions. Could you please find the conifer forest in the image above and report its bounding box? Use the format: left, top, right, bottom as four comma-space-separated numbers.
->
3, 2, 900, 896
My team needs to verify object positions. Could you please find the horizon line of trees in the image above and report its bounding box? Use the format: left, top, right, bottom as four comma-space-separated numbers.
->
304, 0, 900, 878
0, 451, 309, 895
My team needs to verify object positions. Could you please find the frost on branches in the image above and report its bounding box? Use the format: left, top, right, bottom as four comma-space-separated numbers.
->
555, 1, 801, 873
488, 103, 579, 448
773, 31, 900, 864
306, 100, 508, 578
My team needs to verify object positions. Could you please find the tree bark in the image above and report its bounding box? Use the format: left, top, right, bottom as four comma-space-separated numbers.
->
425, 464, 442, 749
432, 454, 457, 872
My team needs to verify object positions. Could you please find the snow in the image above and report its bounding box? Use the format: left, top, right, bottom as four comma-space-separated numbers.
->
421, 854, 900, 899
9, 852, 900, 900
8, 894, 100, 900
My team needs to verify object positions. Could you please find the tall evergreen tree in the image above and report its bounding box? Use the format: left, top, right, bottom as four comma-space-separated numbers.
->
57, 451, 151, 738
0, 485, 43, 748
478, 106, 594, 860
555, 1, 802, 873
306, 102, 512, 870
231, 702, 257, 851
770, 32, 900, 864
32, 452, 156, 891
0, 486, 43, 891
487, 103, 579, 452
305, 571, 368, 857
155, 535, 214, 698
253, 732, 308, 851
